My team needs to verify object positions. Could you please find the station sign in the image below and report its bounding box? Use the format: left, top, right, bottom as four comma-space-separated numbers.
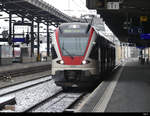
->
136, 46, 147, 50
107, 2, 120, 10
128, 26, 144, 34
140, 16, 148, 22
140, 34, 150, 40
13, 38, 25, 42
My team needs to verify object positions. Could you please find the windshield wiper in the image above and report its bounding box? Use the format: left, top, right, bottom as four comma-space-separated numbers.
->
62, 41, 74, 59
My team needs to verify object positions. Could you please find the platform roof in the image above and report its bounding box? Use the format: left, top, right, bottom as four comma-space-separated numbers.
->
87, 0, 150, 47
0, 0, 79, 25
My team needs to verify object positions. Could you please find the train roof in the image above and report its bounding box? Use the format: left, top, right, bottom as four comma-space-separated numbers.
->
59, 22, 90, 27
92, 26, 120, 45
58, 22, 120, 45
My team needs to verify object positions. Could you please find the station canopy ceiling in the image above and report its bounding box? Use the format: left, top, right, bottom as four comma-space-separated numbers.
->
86, 0, 150, 47
0, 0, 79, 26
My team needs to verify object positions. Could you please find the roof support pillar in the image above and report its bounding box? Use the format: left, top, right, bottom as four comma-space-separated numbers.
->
37, 21, 40, 61
31, 20, 34, 57
47, 22, 50, 57
9, 13, 12, 46
22, 17, 24, 22
12, 18, 15, 57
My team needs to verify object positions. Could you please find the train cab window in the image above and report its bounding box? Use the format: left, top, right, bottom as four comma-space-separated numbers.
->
59, 36, 89, 56
58, 23, 91, 57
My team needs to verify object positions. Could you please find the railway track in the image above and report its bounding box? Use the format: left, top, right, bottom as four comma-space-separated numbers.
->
24, 90, 63, 112
0, 76, 52, 97
28, 91, 86, 113
0, 76, 88, 113
0, 77, 62, 112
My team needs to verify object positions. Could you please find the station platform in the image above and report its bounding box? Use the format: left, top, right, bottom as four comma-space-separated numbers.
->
77, 58, 150, 112
0, 61, 51, 89
0, 61, 51, 73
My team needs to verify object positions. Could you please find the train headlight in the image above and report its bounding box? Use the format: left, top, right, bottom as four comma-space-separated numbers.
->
82, 60, 87, 65
57, 60, 64, 64
60, 60, 64, 64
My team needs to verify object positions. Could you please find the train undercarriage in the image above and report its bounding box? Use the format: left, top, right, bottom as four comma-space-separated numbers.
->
53, 70, 101, 89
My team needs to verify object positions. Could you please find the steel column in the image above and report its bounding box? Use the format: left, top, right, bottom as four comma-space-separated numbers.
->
12, 22, 15, 57
22, 17, 24, 22
127, 44, 128, 58
148, 48, 150, 61
31, 20, 34, 57
121, 44, 122, 60
8, 13, 12, 47
47, 22, 50, 57
37, 22, 40, 60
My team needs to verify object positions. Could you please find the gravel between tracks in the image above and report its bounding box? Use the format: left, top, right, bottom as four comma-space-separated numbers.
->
31, 93, 83, 112
1, 79, 62, 112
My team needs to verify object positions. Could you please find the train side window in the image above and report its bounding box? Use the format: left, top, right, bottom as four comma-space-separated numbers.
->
51, 46, 58, 59
89, 41, 98, 60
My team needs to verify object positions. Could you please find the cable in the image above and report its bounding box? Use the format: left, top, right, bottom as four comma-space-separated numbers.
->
80, 0, 86, 6
62, 10, 90, 12
71, 0, 89, 12
79, 0, 89, 11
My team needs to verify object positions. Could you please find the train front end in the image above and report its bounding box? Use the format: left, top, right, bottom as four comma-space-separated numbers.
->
51, 23, 98, 89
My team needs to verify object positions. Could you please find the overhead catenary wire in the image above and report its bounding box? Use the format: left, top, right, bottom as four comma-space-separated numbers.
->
71, 0, 89, 12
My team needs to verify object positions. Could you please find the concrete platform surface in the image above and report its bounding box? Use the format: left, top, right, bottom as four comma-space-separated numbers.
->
77, 58, 150, 112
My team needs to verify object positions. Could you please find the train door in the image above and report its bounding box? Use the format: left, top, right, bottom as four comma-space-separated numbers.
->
110, 47, 113, 69
101, 39, 105, 74
107, 46, 111, 71
113, 47, 115, 68
109, 46, 113, 71
105, 45, 108, 72
98, 36, 101, 75
105, 46, 108, 72
112, 47, 115, 67
112, 47, 115, 68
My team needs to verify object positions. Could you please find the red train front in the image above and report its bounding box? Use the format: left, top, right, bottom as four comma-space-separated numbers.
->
51, 22, 116, 89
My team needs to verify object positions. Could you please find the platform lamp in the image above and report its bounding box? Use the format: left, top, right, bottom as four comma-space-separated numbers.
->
0, 14, 4, 30
0, 14, 3, 30
4, 19, 16, 41
35, 24, 43, 62
4, 19, 16, 57
4, 19, 17, 37
4, 19, 16, 23
24, 20, 29, 23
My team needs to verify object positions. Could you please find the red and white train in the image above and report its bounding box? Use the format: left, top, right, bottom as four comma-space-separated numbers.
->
51, 22, 119, 89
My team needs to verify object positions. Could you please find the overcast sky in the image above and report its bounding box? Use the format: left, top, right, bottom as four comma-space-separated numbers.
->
43, 0, 97, 17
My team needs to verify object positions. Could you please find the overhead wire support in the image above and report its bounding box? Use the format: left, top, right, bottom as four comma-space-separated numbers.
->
71, 0, 89, 12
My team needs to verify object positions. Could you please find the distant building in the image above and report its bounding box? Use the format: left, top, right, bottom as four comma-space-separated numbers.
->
130, 47, 139, 58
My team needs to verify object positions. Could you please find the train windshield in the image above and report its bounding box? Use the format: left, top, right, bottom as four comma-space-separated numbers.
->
59, 34, 89, 56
